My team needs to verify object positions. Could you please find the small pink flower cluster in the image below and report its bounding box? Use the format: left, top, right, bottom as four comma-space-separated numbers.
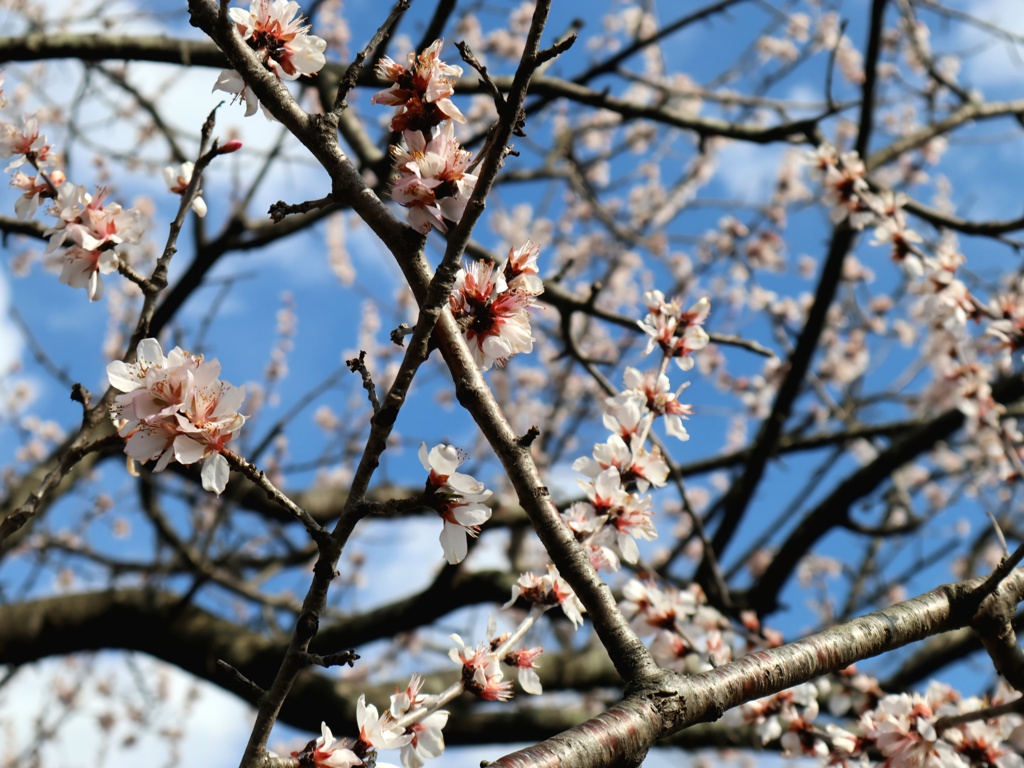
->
0, 78, 149, 302
45, 183, 144, 301
638, 290, 710, 371
622, 579, 737, 674
448, 242, 544, 370
373, 40, 476, 234
213, 0, 327, 118
372, 39, 466, 133
106, 338, 245, 495
727, 679, 1024, 768
418, 442, 492, 565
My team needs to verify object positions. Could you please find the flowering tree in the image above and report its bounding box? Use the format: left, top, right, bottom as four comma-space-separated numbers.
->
3, 0, 1024, 766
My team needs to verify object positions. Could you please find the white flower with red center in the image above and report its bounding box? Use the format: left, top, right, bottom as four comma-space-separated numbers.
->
504, 566, 586, 628
504, 646, 543, 695
418, 442, 492, 564
386, 674, 448, 768
391, 122, 477, 234
357, 694, 413, 752
309, 722, 362, 768
400, 710, 448, 768
602, 391, 652, 440
638, 292, 710, 371
0, 115, 53, 170
58, 245, 120, 302
448, 634, 513, 702
162, 162, 207, 218
813, 148, 877, 229
611, 493, 656, 564
449, 257, 540, 370
10, 168, 64, 220
213, 0, 326, 118
579, 467, 629, 516
503, 240, 544, 295
107, 339, 245, 494
617, 367, 693, 440
371, 39, 466, 132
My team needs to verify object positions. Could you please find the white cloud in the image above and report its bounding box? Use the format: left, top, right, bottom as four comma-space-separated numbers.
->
952, 0, 1024, 89
0, 269, 23, 374
0, 653, 251, 767
714, 141, 786, 202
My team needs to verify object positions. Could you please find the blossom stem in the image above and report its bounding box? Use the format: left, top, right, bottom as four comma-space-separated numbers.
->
494, 604, 548, 658
393, 680, 465, 731
221, 448, 326, 540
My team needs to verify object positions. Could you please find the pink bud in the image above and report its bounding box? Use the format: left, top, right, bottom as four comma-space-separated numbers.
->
218, 140, 243, 155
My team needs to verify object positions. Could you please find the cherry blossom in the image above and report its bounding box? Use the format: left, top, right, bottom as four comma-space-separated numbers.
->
10, 168, 64, 220
107, 338, 246, 494
448, 633, 513, 702
44, 182, 144, 300
310, 722, 362, 768
504, 566, 586, 628
503, 646, 543, 695
418, 442, 492, 564
638, 291, 711, 370
0, 115, 53, 170
58, 245, 120, 302
213, 0, 326, 118
391, 122, 477, 234
448, 254, 542, 370
357, 694, 413, 751
162, 161, 207, 217
613, 367, 693, 441
387, 674, 448, 768
371, 39, 466, 132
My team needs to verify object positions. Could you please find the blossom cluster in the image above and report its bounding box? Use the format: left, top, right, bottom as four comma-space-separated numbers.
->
0, 73, 210, 301
373, 40, 476, 234
558, 291, 705, 572
448, 241, 544, 370
0, 96, 148, 301
213, 0, 327, 119
302, 675, 447, 768
106, 338, 246, 495
727, 678, 1024, 768
806, 143, 1024, 482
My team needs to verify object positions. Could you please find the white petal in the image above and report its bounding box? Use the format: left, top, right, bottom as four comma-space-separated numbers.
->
173, 434, 206, 465
440, 521, 468, 564
201, 453, 230, 495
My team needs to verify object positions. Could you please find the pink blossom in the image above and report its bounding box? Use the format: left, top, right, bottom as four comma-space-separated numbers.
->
448, 634, 513, 702
504, 646, 543, 695
371, 39, 466, 132
107, 339, 245, 494
213, 0, 326, 118
448, 255, 541, 371
638, 291, 710, 370
44, 183, 144, 299
10, 168, 64, 220
391, 122, 477, 234
357, 694, 412, 751
504, 566, 586, 628
0, 115, 53, 170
